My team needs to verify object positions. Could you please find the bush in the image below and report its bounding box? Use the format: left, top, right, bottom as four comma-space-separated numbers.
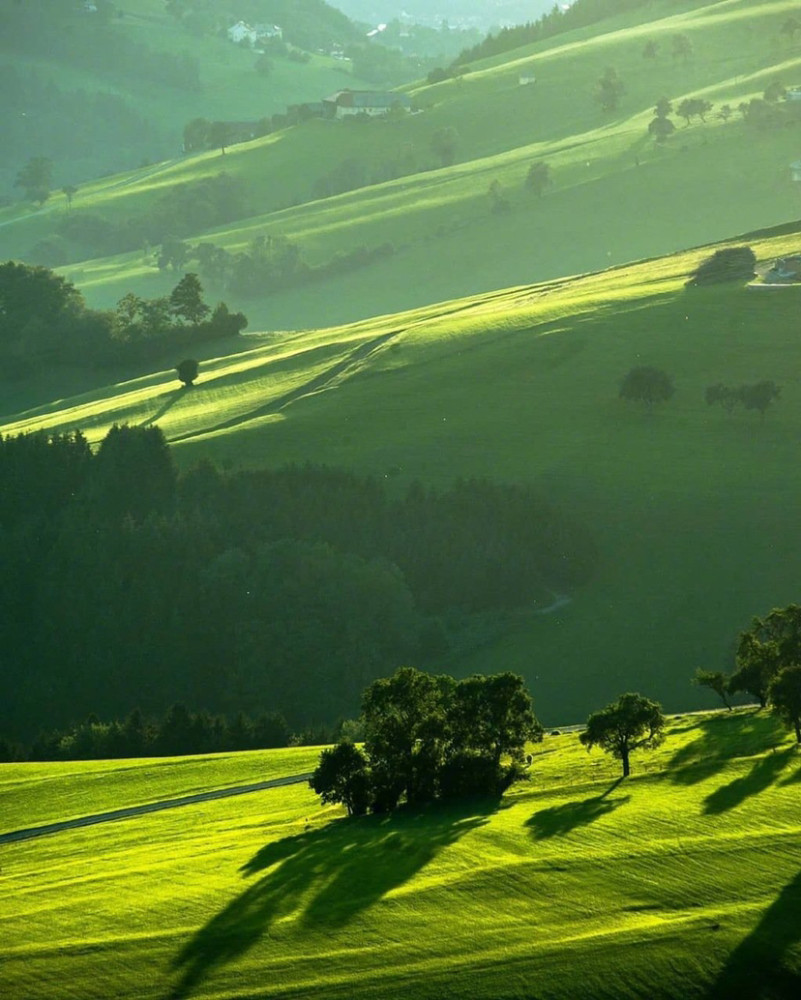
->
686, 247, 756, 286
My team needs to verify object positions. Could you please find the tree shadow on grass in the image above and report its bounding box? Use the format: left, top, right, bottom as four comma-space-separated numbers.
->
780, 755, 801, 785
141, 386, 191, 428
702, 747, 795, 816
168, 796, 500, 998
525, 779, 629, 840
666, 712, 785, 787
707, 869, 801, 999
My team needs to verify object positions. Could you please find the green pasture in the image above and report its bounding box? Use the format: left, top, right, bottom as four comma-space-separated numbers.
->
2, 710, 800, 999
0, 747, 320, 837
3, 227, 801, 722
0, 0, 373, 192
3, 0, 800, 330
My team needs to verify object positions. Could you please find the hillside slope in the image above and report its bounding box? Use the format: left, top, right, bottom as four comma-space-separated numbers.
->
0, 0, 373, 191
2, 710, 800, 999
2, 0, 799, 332
3, 224, 800, 721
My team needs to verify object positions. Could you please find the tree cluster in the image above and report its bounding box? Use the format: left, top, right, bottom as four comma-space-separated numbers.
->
111, 273, 247, 358
0, 430, 597, 744
595, 67, 625, 113
695, 605, 801, 743
311, 667, 542, 815
169, 233, 396, 298
705, 381, 781, 418
0, 263, 245, 371
619, 366, 675, 408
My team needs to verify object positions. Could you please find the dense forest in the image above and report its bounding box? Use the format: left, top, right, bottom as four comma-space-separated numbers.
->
0, 426, 597, 746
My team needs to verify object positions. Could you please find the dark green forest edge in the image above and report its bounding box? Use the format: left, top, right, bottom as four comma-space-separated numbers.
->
0, 422, 595, 754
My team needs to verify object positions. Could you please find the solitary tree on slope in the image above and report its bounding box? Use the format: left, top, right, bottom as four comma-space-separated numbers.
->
580, 693, 665, 777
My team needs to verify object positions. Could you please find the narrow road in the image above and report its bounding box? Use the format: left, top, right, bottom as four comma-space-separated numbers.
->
0, 771, 312, 846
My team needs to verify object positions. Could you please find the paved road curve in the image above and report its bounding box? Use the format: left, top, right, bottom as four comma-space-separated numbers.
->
0, 772, 313, 845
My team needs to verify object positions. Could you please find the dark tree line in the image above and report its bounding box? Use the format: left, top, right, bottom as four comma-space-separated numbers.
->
450, 0, 653, 68
0, 263, 245, 372
1, 705, 292, 764
0, 428, 597, 745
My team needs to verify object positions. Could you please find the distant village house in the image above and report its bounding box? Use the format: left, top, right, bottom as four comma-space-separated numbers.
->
322, 90, 412, 118
227, 21, 282, 47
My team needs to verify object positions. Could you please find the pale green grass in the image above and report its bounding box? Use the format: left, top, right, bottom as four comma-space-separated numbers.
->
1, 711, 800, 999
0, 747, 321, 836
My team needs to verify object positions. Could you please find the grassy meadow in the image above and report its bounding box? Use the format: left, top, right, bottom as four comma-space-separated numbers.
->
0, 0, 375, 191
2, 709, 800, 999
2, 0, 800, 331
3, 225, 800, 723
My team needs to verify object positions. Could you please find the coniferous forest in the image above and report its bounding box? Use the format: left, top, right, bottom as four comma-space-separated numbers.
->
0, 426, 596, 749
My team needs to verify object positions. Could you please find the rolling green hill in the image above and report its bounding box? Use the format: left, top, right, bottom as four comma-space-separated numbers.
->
2, 0, 799, 333
0, 0, 375, 192
3, 224, 800, 722
2, 709, 800, 999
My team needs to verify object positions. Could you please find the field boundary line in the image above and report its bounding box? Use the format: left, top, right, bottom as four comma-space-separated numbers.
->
0, 771, 312, 845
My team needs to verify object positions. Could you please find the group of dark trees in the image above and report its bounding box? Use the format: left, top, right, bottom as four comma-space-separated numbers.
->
619, 366, 675, 409
111, 273, 247, 358
0, 705, 292, 764
705, 381, 781, 418
596, 67, 625, 113
620, 369, 781, 418
695, 604, 801, 743
0, 262, 245, 372
0, 427, 597, 748
160, 233, 396, 299
312, 668, 669, 814
647, 86, 800, 143
311, 667, 543, 814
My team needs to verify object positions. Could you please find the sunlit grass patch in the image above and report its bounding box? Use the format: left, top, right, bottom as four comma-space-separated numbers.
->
1, 710, 800, 999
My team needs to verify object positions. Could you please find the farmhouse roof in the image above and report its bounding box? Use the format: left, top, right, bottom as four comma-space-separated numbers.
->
323, 89, 411, 109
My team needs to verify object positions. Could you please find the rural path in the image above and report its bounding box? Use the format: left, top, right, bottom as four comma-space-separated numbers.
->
0, 771, 312, 846
169, 329, 399, 444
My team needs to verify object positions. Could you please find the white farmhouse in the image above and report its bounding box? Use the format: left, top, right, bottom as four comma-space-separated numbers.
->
228, 21, 258, 45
